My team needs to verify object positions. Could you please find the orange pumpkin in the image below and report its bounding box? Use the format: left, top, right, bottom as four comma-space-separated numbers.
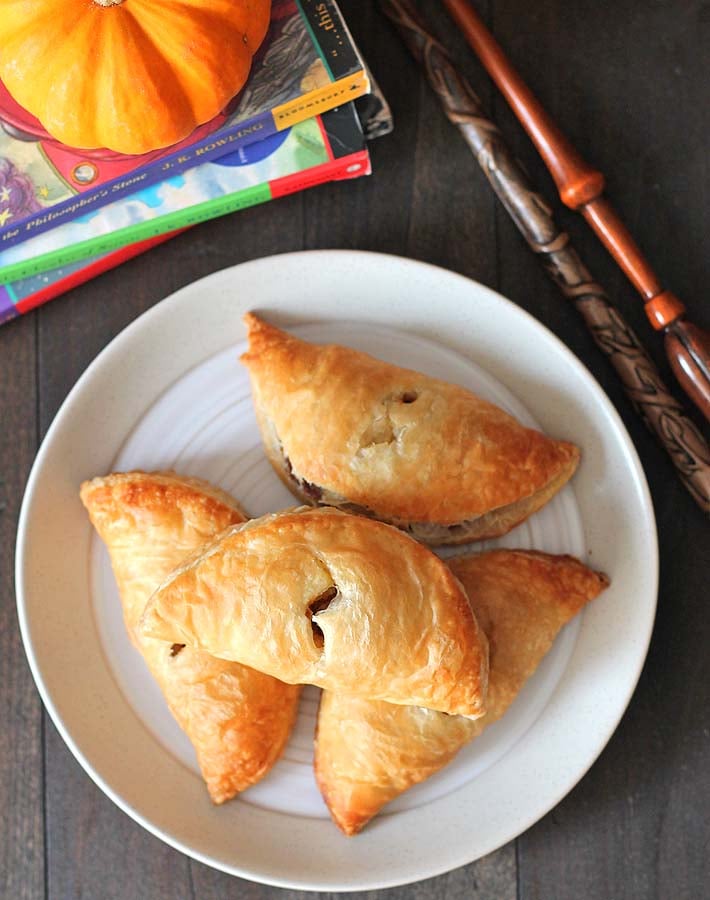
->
0, 0, 272, 154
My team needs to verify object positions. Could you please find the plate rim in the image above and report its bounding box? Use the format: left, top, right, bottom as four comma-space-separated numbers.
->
15, 249, 659, 891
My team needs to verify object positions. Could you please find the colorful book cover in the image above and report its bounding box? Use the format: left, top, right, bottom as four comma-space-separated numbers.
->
0, 0, 369, 250
0, 83, 394, 327
0, 104, 369, 287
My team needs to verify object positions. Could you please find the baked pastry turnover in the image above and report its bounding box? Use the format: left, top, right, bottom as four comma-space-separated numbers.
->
81, 471, 301, 805
315, 549, 609, 835
141, 506, 489, 717
240, 313, 580, 544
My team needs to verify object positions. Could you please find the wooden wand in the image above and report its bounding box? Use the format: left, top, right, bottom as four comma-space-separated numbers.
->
443, 0, 710, 425
380, 0, 710, 513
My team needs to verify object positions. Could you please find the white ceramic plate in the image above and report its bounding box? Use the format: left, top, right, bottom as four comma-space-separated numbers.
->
16, 250, 658, 891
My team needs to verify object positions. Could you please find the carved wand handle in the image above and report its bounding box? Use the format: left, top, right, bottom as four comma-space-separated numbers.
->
380, 0, 710, 513
442, 0, 710, 424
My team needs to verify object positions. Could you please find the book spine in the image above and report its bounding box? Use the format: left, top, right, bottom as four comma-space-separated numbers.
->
0, 150, 369, 285
270, 148, 370, 198
332, 151, 372, 181
0, 285, 16, 324
272, 72, 369, 130
10, 231, 184, 319
0, 111, 276, 251
297, 1, 364, 80
0, 183, 269, 284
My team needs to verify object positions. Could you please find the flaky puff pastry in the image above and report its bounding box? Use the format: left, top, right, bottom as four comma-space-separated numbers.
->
315, 550, 609, 835
240, 314, 580, 545
80, 472, 301, 805
140, 507, 489, 717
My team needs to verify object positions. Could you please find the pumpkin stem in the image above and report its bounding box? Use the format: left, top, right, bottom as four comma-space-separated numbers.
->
93, 0, 124, 6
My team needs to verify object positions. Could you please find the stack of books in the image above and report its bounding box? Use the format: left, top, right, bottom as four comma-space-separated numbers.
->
0, 0, 391, 326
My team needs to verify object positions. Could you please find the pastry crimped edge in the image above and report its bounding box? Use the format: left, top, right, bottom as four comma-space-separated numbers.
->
80, 470, 249, 529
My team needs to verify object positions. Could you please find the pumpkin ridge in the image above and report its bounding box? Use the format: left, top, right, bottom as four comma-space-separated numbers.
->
127, 2, 252, 122
0, 6, 86, 125
97, 10, 199, 150
40, 13, 108, 148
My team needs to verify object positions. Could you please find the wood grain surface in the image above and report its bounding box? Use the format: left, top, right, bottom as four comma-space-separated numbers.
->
1, 2, 708, 898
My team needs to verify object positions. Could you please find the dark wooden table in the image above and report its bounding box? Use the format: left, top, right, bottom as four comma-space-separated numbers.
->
2, 2, 709, 898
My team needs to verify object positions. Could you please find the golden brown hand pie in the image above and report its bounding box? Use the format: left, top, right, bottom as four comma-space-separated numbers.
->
315, 550, 609, 835
140, 506, 489, 717
240, 313, 580, 544
80, 471, 301, 805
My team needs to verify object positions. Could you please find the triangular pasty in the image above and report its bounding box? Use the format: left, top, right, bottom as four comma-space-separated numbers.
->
81, 471, 301, 804
241, 314, 579, 544
140, 506, 489, 717
315, 550, 609, 834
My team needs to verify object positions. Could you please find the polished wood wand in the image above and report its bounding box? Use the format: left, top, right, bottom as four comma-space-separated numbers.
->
443, 0, 710, 424
380, 0, 710, 513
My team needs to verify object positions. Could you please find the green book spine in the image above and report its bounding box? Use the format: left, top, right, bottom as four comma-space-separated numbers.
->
0, 184, 272, 285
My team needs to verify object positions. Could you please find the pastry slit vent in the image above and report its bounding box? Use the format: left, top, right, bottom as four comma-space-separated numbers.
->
357, 391, 419, 450
306, 586, 338, 650
170, 643, 185, 658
